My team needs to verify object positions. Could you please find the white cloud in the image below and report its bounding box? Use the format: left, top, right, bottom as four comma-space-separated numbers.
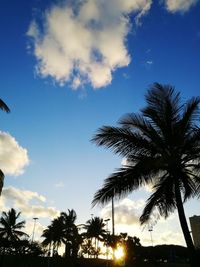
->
27, 0, 152, 89
142, 227, 184, 246
0, 132, 29, 176
142, 213, 185, 246
100, 198, 185, 246
164, 0, 199, 12
101, 198, 145, 225
0, 187, 60, 242
3, 187, 46, 204
146, 60, 153, 65
1, 187, 59, 219
55, 181, 65, 188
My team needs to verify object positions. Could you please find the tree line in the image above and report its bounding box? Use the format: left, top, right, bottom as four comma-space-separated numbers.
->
0, 207, 197, 265
0, 207, 140, 260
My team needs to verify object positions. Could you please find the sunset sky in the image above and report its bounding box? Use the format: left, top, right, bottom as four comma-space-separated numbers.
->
0, 0, 200, 247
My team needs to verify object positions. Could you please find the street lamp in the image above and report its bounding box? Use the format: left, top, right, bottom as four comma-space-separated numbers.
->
31, 217, 38, 243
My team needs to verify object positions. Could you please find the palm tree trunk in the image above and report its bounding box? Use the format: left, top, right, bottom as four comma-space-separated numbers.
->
48, 242, 52, 257
97, 239, 99, 258
175, 183, 197, 266
95, 238, 98, 258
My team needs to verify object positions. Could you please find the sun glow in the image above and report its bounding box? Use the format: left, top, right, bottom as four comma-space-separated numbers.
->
114, 245, 125, 260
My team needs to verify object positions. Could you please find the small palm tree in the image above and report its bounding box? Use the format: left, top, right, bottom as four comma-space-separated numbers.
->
84, 217, 106, 258
92, 83, 200, 266
61, 209, 79, 258
0, 208, 28, 242
0, 98, 10, 196
42, 209, 80, 258
42, 216, 64, 256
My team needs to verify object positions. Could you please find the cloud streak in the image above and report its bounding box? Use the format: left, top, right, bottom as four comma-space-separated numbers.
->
27, 0, 152, 89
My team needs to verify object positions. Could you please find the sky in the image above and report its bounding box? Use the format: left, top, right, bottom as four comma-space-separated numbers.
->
0, 0, 200, 249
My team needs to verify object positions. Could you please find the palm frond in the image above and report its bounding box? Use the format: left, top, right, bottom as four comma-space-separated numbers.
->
185, 171, 200, 198
179, 97, 200, 134
180, 172, 198, 201
0, 99, 10, 113
119, 113, 166, 154
142, 83, 182, 141
140, 176, 176, 224
92, 160, 164, 207
92, 126, 161, 158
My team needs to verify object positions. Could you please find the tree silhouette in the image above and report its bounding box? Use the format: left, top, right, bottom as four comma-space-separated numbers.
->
92, 83, 200, 266
0, 208, 28, 242
81, 239, 96, 258
42, 216, 64, 256
0, 98, 10, 196
60, 209, 79, 258
42, 209, 81, 258
84, 217, 106, 258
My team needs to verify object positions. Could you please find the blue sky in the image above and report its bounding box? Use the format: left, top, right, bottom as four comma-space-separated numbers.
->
0, 0, 200, 247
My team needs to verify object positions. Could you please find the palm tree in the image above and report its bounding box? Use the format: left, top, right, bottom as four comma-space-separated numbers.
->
42, 216, 64, 256
61, 209, 79, 258
84, 217, 106, 258
0, 98, 10, 196
91, 83, 200, 266
0, 208, 28, 242
42, 209, 81, 258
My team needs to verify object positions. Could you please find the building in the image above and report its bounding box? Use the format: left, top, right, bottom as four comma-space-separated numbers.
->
189, 215, 200, 248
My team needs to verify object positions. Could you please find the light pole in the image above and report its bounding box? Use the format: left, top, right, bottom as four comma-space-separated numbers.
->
31, 217, 38, 243
111, 196, 115, 236
104, 218, 110, 267
148, 224, 153, 246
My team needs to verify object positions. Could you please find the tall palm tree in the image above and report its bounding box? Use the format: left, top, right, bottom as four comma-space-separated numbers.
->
91, 83, 200, 266
0, 98, 10, 196
84, 217, 106, 258
0, 208, 28, 242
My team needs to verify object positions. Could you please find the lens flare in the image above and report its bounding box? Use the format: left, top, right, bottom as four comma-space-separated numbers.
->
114, 245, 124, 260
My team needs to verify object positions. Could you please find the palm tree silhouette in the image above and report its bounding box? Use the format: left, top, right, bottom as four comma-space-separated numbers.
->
42, 209, 80, 257
0, 208, 28, 242
84, 217, 106, 258
42, 216, 64, 256
60, 209, 80, 258
0, 98, 10, 196
92, 83, 200, 266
